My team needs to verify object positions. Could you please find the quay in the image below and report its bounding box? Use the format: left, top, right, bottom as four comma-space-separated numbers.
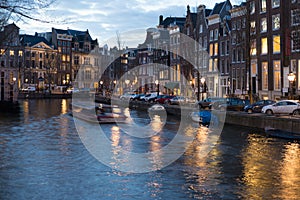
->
96, 96, 300, 134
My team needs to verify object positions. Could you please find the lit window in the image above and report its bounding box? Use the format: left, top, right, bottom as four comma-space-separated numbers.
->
209, 44, 214, 56
10, 50, 14, 56
214, 43, 218, 56
273, 35, 281, 53
273, 60, 281, 90
272, 14, 280, 30
272, 0, 280, 8
18, 50, 23, 57
209, 59, 213, 72
261, 18, 267, 32
250, 21, 256, 35
262, 62, 268, 90
261, 0, 267, 12
261, 38, 268, 54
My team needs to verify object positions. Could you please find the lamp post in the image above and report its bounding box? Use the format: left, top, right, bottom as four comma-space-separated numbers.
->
155, 80, 159, 96
200, 77, 205, 100
288, 72, 296, 99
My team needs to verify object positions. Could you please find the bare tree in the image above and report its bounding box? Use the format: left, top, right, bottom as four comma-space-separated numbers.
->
0, 0, 56, 45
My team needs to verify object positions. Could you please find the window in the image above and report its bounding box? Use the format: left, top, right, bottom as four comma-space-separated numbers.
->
261, 18, 267, 32
232, 21, 236, 30
242, 18, 246, 28
209, 30, 214, 41
273, 35, 281, 53
213, 59, 218, 71
209, 44, 214, 56
237, 19, 241, 30
291, 30, 300, 52
9, 50, 14, 56
261, 37, 268, 54
272, 14, 280, 30
291, 9, 300, 26
74, 43, 79, 51
250, 21, 256, 35
85, 70, 91, 80
214, 29, 218, 41
203, 37, 207, 49
250, 1, 255, 14
273, 60, 281, 90
209, 59, 213, 72
214, 43, 218, 56
232, 33, 236, 44
272, 0, 280, 8
261, 0, 267, 12
199, 25, 203, 33
262, 62, 268, 90
18, 50, 23, 57
84, 57, 90, 65
74, 56, 79, 65
232, 49, 236, 62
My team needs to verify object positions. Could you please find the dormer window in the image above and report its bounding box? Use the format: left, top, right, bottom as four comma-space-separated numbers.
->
74, 43, 79, 51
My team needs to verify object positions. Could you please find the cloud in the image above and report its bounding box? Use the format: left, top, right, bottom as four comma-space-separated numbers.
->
17, 0, 241, 48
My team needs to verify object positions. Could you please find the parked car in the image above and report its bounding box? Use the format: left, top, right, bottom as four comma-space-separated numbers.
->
21, 86, 36, 92
261, 100, 300, 115
197, 97, 226, 109
166, 96, 187, 105
216, 98, 250, 111
66, 87, 80, 94
131, 94, 145, 101
141, 93, 158, 102
155, 95, 175, 104
244, 99, 276, 114
119, 93, 136, 100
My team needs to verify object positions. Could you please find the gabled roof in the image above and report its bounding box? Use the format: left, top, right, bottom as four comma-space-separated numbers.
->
210, 1, 226, 15
205, 9, 212, 17
160, 17, 186, 30
209, 0, 232, 21
20, 34, 52, 47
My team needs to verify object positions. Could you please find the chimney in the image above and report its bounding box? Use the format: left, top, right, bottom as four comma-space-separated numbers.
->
159, 15, 163, 25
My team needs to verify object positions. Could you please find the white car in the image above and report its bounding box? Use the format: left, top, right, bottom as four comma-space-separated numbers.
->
141, 93, 158, 102
119, 93, 135, 100
261, 100, 300, 115
21, 86, 36, 92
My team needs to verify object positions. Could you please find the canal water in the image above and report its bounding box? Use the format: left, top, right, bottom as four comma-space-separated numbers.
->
0, 99, 299, 199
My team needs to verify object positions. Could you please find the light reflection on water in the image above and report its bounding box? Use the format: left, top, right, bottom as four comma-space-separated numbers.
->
0, 99, 299, 199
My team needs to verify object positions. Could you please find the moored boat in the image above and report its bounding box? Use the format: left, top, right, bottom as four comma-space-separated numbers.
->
70, 102, 127, 124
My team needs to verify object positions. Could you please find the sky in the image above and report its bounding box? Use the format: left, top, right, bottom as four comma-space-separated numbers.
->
17, 0, 242, 48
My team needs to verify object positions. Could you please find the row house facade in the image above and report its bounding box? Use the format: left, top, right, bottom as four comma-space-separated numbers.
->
247, 0, 300, 100
229, 4, 248, 97
0, 23, 21, 102
20, 34, 58, 91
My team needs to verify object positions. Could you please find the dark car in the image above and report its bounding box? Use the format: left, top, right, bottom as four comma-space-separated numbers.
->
243, 100, 276, 114
155, 95, 175, 104
197, 97, 226, 109
216, 98, 250, 111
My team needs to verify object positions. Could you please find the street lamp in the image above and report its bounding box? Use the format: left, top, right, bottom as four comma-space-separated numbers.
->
155, 80, 159, 96
288, 72, 296, 99
200, 77, 205, 100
